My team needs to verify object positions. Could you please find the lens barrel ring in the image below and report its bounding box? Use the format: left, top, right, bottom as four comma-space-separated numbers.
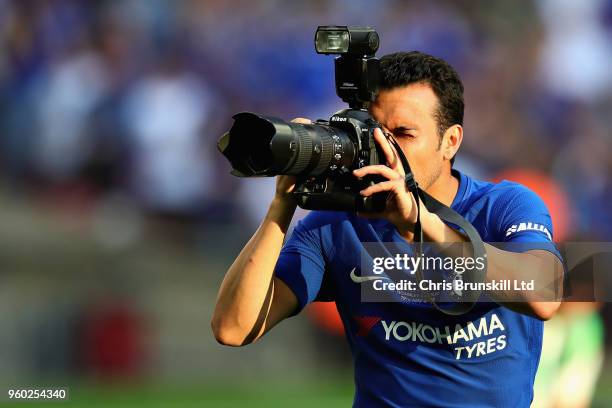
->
290, 126, 313, 174
311, 129, 335, 175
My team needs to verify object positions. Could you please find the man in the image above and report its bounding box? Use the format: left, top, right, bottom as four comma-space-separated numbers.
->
212, 51, 564, 407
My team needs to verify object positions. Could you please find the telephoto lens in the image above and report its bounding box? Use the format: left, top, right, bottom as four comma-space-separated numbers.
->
218, 112, 357, 178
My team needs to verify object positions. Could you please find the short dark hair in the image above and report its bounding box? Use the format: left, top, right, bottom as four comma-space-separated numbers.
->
379, 51, 464, 163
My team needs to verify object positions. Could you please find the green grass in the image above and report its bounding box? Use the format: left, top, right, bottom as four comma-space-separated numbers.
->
4, 380, 354, 408
4, 369, 612, 408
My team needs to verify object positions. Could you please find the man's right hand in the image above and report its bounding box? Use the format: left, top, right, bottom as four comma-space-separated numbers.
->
274, 174, 297, 203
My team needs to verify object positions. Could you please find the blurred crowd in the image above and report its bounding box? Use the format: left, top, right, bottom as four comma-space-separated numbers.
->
1, 0, 611, 241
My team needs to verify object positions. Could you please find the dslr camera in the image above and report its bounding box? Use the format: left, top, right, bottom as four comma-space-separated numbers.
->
218, 26, 389, 211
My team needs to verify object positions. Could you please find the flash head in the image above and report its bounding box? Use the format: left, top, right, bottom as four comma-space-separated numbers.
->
315, 26, 379, 56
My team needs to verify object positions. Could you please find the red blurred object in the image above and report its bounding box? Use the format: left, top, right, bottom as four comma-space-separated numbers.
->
493, 168, 573, 241
307, 302, 345, 336
81, 300, 145, 378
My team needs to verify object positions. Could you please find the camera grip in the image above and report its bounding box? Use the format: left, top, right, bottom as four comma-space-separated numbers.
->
358, 174, 389, 212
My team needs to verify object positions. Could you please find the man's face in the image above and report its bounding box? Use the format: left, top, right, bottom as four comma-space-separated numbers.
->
369, 82, 447, 190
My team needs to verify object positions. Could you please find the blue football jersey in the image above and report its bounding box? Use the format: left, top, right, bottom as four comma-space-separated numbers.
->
274, 169, 562, 408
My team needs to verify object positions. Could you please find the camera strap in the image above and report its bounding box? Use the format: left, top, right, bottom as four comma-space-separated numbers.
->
383, 135, 487, 315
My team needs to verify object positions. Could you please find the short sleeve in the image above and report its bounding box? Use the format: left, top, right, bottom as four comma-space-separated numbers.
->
274, 213, 326, 315
496, 184, 562, 260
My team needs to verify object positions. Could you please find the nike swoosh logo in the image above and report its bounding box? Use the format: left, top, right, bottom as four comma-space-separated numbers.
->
349, 267, 390, 283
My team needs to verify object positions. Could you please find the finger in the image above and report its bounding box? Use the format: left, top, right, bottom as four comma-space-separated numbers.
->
360, 180, 398, 196
373, 128, 399, 170
290, 117, 312, 124
353, 164, 399, 181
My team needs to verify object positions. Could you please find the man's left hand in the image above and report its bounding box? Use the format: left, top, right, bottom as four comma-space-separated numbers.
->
353, 128, 421, 238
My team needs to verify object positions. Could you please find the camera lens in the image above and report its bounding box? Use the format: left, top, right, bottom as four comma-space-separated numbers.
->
218, 112, 356, 178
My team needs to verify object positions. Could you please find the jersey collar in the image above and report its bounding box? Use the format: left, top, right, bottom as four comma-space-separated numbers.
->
450, 168, 469, 213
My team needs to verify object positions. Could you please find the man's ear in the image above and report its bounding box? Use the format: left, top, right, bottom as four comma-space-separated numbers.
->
442, 124, 463, 161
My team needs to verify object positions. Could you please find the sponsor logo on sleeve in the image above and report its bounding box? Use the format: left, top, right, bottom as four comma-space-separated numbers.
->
506, 222, 552, 241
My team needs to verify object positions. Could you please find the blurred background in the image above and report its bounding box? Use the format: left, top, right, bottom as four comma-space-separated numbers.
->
0, 0, 611, 406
